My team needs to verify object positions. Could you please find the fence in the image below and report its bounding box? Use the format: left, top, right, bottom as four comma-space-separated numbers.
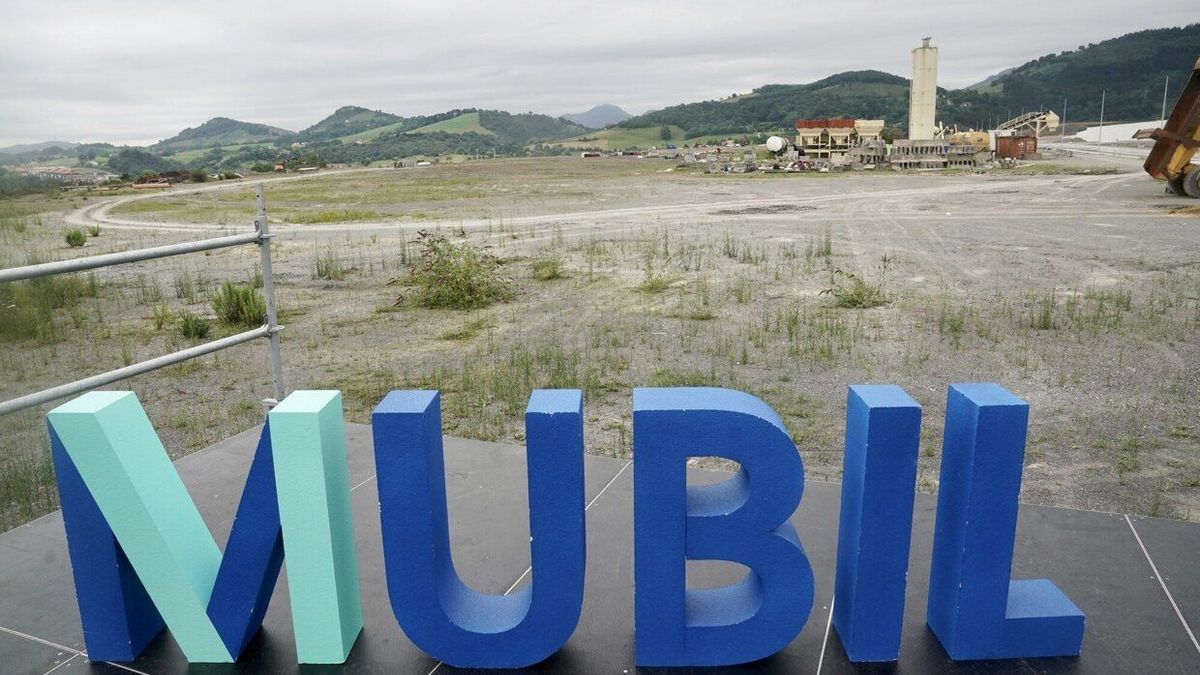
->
0, 184, 285, 417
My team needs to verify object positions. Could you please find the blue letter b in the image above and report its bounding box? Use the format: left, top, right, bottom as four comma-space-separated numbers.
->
633, 387, 814, 667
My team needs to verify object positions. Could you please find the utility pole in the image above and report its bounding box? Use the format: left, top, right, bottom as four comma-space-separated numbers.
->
1161, 76, 1170, 121
1097, 89, 1105, 146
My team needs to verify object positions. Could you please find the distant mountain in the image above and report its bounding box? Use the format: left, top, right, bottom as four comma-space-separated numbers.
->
563, 104, 631, 129
0, 140, 79, 155
620, 70, 910, 138
152, 117, 294, 153
296, 106, 402, 142
474, 110, 588, 144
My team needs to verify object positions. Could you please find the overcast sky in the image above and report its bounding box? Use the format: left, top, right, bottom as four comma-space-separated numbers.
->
0, 1, 1195, 147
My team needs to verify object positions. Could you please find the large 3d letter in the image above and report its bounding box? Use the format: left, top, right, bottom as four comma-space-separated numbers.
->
47, 390, 362, 664
372, 390, 585, 668
926, 383, 1085, 660
833, 385, 920, 662
633, 387, 814, 667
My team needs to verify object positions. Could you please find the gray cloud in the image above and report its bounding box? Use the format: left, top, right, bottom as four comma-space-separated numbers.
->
0, 1, 1195, 146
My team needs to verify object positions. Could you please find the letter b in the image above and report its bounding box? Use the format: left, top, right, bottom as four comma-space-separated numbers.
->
633, 387, 814, 667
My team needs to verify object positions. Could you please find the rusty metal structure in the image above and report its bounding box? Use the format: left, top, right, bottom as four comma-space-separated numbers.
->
1136, 56, 1200, 198
995, 135, 1038, 160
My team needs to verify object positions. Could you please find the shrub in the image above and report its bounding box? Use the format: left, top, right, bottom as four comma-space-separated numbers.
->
178, 310, 210, 339
211, 281, 266, 327
820, 269, 888, 309
407, 230, 513, 309
64, 229, 86, 247
531, 255, 564, 281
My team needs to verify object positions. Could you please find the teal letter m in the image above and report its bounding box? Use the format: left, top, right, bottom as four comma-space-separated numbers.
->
47, 391, 362, 664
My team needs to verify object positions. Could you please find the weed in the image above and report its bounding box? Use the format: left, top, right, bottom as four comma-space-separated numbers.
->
646, 367, 714, 387
173, 270, 195, 302
64, 228, 85, 247
211, 281, 266, 327
439, 316, 493, 340
405, 230, 514, 309
315, 252, 347, 280
0, 274, 97, 344
531, 254, 564, 281
639, 248, 674, 293
151, 302, 171, 330
178, 310, 211, 339
1030, 291, 1057, 330
821, 270, 887, 308
86, 224, 102, 237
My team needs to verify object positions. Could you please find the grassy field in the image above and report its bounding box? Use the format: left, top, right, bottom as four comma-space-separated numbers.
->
410, 112, 494, 136
164, 142, 271, 164
552, 125, 688, 150
1, 155, 1198, 532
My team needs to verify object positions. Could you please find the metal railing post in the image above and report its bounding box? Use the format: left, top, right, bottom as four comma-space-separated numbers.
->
256, 184, 286, 406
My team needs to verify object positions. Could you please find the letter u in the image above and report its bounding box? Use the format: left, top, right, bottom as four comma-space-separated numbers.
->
372, 390, 586, 668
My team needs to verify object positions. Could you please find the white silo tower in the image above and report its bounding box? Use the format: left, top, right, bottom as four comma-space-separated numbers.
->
908, 37, 938, 140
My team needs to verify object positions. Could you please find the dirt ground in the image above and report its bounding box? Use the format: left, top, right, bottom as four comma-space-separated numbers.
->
1, 153, 1197, 529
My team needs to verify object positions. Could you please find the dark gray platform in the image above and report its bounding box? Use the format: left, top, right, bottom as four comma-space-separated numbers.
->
1, 423, 1198, 674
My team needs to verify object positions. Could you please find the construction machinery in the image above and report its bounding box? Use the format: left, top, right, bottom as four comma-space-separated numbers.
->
995, 111, 1060, 136
1135, 57, 1200, 198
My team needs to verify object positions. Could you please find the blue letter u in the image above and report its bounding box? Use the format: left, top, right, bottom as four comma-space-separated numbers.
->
372, 390, 586, 668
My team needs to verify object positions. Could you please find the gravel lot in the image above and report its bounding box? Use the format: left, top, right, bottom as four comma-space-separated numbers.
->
2, 153, 1197, 528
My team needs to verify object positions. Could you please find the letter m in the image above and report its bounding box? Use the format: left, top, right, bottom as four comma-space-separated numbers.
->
46, 391, 362, 664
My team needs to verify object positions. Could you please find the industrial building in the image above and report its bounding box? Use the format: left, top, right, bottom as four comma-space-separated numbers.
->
793, 119, 885, 161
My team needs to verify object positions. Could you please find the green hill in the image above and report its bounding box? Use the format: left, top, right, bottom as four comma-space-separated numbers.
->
946, 23, 1200, 125
151, 117, 294, 153
295, 106, 402, 142
620, 24, 1200, 138
620, 70, 910, 138
410, 112, 494, 135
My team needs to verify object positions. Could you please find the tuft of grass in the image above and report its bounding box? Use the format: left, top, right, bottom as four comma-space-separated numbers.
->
151, 301, 171, 330
211, 281, 266, 327
439, 316, 494, 340
64, 228, 86, 247
405, 230, 514, 310
178, 310, 211, 339
315, 251, 347, 280
86, 224, 102, 237
283, 209, 381, 224
646, 367, 714, 387
531, 254, 564, 281
1030, 291, 1057, 330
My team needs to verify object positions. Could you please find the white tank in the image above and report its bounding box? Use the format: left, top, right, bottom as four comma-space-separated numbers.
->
766, 135, 790, 153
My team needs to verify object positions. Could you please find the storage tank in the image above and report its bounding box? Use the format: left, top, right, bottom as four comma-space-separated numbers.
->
766, 135, 790, 153
909, 37, 938, 140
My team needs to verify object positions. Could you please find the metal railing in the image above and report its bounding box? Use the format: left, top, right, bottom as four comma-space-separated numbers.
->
0, 184, 285, 416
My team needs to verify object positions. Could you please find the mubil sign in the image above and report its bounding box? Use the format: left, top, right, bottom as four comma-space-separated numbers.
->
46, 383, 1085, 668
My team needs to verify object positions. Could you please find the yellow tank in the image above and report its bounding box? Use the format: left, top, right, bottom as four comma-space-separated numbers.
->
948, 131, 989, 152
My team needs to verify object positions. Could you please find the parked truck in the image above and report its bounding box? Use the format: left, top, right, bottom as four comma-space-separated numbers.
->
1135, 57, 1200, 198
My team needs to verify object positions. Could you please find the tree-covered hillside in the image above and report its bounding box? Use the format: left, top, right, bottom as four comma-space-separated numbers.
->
151, 117, 294, 152
294, 106, 402, 142
623, 24, 1199, 137
955, 23, 1200, 124
620, 71, 910, 138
